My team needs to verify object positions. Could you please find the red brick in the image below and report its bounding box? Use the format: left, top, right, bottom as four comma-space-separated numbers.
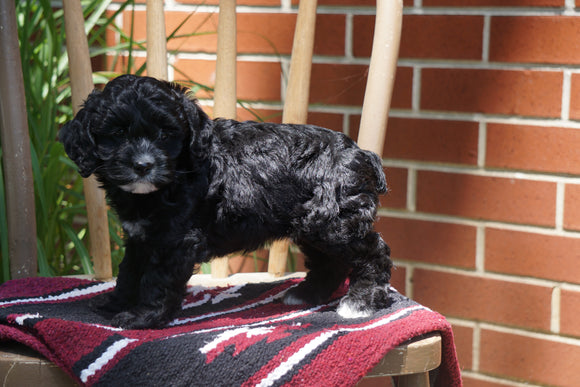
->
310, 65, 412, 108
124, 12, 344, 56
564, 184, 580, 231
390, 265, 406, 296
561, 289, 580, 337
480, 329, 580, 386
486, 228, 580, 284
174, 59, 283, 102
421, 68, 562, 118
486, 124, 580, 175
381, 167, 407, 210
413, 269, 552, 330
490, 16, 580, 65
349, 117, 479, 165
424, 0, 564, 5
292, 0, 377, 5
376, 217, 477, 268
451, 324, 474, 371
236, 107, 282, 123
179, 0, 281, 5
305, 112, 344, 132
569, 73, 580, 119
388, 118, 479, 164
225, 108, 344, 130
354, 15, 483, 60
416, 171, 557, 226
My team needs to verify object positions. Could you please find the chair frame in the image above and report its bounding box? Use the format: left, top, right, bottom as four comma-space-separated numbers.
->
0, 0, 443, 386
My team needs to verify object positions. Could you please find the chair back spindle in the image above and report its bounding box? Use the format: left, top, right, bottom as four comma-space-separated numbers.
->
63, 0, 112, 280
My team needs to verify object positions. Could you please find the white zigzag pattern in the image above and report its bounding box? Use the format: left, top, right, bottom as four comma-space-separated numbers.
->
80, 338, 138, 383
0, 281, 115, 307
255, 305, 427, 387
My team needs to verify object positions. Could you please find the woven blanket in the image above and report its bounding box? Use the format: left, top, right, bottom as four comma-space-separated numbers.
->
0, 277, 461, 386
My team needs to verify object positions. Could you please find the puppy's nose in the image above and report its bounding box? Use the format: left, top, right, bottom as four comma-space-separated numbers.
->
134, 160, 154, 176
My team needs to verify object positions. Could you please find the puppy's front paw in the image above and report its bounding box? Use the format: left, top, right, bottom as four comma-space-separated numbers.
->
110, 307, 172, 330
89, 292, 129, 316
282, 284, 327, 306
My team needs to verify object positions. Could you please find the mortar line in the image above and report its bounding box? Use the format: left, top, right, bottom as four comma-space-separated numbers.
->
412, 67, 422, 112
406, 168, 417, 212
562, 70, 572, 121
482, 15, 491, 62
477, 122, 487, 168
475, 226, 485, 273
344, 13, 354, 60
472, 323, 481, 372
556, 182, 566, 231
551, 286, 561, 334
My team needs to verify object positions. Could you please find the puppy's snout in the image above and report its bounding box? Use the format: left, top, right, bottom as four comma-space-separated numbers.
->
134, 160, 154, 176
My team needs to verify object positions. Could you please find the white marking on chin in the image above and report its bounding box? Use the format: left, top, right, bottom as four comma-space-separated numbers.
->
120, 182, 158, 194
336, 298, 372, 319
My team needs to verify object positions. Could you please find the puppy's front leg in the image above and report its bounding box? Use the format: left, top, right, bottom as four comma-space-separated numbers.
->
111, 232, 206, 329
90, 240, 142, 316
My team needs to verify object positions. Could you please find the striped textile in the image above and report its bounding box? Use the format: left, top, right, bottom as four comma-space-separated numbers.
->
0, 277, 461, 386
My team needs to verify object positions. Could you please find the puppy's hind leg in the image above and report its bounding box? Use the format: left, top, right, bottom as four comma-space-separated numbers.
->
336, 232, 393, 319
283, 241, 349, 306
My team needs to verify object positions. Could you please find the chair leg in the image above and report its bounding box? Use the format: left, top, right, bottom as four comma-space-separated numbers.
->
397, 372, 429, 387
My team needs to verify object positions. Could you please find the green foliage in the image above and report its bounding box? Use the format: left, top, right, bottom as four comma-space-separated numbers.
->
0, 0, 134, 281
1, 0, 288, 282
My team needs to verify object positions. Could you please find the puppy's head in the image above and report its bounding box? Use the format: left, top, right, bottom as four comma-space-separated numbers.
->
60, 75, 208, 194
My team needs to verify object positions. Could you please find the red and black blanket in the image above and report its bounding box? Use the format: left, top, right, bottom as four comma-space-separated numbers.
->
0, 277, 461, 386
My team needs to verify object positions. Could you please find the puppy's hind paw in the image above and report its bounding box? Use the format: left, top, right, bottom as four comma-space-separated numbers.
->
336, 297, 373, 319
337, 285, 391, 319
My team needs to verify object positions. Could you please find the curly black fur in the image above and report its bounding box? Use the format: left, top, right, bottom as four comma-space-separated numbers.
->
59, 74, 393, 329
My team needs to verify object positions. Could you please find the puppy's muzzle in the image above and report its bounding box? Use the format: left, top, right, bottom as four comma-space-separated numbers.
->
134, 159, 154, 176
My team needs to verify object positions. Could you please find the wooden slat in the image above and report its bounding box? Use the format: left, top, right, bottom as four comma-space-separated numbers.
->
356, 0, 403, 156
0, 0, 38, 278
213, 0, 238, 120
146, 0, 169, 80
63, 0, 113, 280
267, 0, 318, 277
211, 0, 238, 278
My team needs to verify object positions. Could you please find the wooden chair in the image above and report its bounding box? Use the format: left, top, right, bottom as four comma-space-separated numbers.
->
0, 0, 443, 386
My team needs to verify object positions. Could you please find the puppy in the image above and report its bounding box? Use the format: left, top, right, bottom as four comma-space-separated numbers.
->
60, 74, 393, 329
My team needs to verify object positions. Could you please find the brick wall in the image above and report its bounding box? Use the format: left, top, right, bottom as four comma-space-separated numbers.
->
109, 0, 580, 385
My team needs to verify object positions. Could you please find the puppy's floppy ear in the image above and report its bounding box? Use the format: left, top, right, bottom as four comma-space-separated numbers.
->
59, 98, 100, 178
166, 82, 212, 159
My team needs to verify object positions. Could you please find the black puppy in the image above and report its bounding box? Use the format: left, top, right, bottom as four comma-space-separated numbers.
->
60, 74, 392, 329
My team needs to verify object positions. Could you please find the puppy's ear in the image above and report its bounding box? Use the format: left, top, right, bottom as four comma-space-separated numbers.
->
59, 105, 100, 178
166, 83, 212, 159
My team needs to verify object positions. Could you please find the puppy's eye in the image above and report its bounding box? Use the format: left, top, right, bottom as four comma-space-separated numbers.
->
157, 132, 173, 142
